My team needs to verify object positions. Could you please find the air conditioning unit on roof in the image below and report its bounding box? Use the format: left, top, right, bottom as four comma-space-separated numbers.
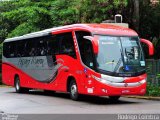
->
115, 14, 122, 23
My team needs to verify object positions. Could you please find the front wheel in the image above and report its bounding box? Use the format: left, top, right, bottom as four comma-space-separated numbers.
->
14, 76, 29, 93
69, 80, 79, 101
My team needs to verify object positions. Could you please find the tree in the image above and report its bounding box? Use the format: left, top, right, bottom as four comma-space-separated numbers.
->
50, 0, 128, 24
0, 0, 128, 42
0, 0, 53, 41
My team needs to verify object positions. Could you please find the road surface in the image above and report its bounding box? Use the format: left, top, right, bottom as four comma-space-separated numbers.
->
0, 87, 160, 114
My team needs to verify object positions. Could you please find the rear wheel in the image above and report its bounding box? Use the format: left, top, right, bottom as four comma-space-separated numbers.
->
14, 76, 29, 93
69, 80, 79, 101
109, 96, 120, 102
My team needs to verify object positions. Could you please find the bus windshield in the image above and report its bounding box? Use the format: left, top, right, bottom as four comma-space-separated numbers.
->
96, 35, 145, 77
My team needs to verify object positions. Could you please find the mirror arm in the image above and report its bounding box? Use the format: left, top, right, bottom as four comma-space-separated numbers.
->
83, 36, 99, 54
140, 38, 154, 56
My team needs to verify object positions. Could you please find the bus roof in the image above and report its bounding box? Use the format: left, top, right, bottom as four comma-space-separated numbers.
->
4, 24, 138, 42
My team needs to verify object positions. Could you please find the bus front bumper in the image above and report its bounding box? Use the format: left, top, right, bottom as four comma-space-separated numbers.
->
84, 81, 146, 96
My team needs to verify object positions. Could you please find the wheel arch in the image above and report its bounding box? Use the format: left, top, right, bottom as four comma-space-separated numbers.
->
66, 76, 76, 92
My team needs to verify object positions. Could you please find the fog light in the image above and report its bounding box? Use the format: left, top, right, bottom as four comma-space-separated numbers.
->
139, 79, 146, 84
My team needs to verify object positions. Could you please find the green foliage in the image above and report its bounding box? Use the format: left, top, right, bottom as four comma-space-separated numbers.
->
50, 0, 127, 25
0, 0, 53, 39
0, 43, 3, 56
8, 23, 40, 38
146, 83, 160, 96
139, 0, 160, 39
138, 0, 160, 57
0, 0, 128, 40
50, 0, 78, 25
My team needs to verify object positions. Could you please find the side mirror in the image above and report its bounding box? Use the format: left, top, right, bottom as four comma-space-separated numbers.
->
140, 38, 154, 56
83, 36, 99, 54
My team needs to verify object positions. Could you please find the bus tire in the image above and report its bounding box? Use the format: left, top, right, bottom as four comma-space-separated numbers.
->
14, 76, 28, 93
109, 96, 120, 102
69, 80, 79, 101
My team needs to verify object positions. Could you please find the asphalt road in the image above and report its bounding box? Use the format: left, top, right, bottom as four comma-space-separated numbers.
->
0, 87, 160, 114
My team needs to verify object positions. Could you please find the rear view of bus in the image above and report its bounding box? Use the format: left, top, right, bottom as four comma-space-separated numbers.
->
2, 24, 154, 101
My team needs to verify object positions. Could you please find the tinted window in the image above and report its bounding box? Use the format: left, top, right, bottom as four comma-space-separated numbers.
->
16, 40, 26, 57
35, 37, 47, 56
3, 33, 76, 58
48, 36, 59, 55
24, 39, 36, 57
3, 42, 9, 58
75, 31, 94, 69
3, 42, 17, 58
56, 32, 76, 58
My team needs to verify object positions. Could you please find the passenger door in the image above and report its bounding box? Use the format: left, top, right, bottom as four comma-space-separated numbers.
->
54, 32, 77, 91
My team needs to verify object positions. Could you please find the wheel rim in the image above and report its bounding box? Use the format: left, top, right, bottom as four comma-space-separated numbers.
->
71, 84, 77, 97
15, 79, 20, 91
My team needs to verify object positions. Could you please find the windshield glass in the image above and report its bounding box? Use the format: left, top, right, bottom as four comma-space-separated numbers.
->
96, 35, 145, 77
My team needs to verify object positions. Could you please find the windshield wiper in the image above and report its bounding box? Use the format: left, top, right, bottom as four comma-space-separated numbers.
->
113, 47, 124, 72
113, 58, 122, 72
113, 37, 127, 73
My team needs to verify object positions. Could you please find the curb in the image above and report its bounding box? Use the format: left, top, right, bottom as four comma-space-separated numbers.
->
124, 96, 160, 101
0, 85, 12, 88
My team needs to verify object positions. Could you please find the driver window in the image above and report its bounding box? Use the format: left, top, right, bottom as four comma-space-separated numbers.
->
75, 31, 94, 69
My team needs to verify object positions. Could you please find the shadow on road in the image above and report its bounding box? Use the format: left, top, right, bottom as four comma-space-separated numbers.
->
9, 90, 139, 105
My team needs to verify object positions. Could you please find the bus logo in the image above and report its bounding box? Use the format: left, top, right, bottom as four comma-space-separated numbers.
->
124, 83, 128, 87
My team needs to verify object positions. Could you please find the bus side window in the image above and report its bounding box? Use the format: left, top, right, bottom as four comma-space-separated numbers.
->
24, 39, 35, 57
47, 36, 59, 55
4, 41, 23, 58
36, 38, 47, 56
57, 32, 76, 59
16, 40, 25, 57
3, 42, 10, 58
9, 42, 17, 58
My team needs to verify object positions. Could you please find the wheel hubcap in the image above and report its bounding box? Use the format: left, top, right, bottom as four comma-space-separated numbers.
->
71, 84, 77, 97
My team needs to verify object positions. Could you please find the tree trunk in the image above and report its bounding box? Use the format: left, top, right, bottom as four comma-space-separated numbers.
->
133, 0, 139, 32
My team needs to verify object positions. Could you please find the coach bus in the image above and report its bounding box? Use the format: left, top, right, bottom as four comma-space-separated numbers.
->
2, 24, 154, 101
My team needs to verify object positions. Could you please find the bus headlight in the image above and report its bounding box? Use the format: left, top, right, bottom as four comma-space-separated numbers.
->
139, 78, 146, 84
92, 75, 111, 84
92, 75, 147, 87
92, 74, 124, 83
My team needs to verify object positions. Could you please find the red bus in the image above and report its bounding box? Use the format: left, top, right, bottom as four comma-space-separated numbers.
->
2, 24, 154, 101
